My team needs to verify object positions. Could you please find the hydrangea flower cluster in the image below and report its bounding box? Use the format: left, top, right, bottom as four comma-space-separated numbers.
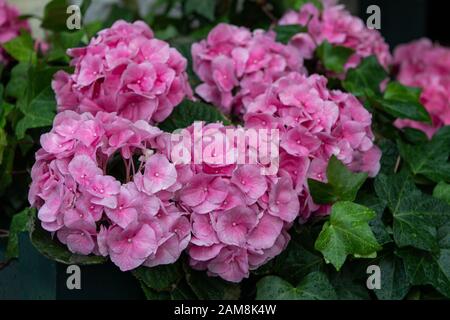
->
52, 20, 192, 123
191, 23, 305, 115
279, 1, 392, 71
393, 39, 450, 138
152, 122, 296, 282
0, 0, 30, 64
243, 72, 381, 220
29, 111, 190, 271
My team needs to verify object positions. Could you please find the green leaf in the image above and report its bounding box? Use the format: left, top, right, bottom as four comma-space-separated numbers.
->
397, 248, 450, 298
5, 62, 29, 98
158, 99, 230, 132
0, 128, 6, 165
256, 272, 337, 300
5, 208, 32, 259
170, 280, 198, 300
374, 253, 410, 300
398, 126, 450, 183
434, 182, 450, 205
273, 232, 324, 284
185, 0, 215, 21
329, 264, 371, 300
374, 172, 450, 251
2, 32, 36, 63
282, 0, 323, 10
28, 210, 106, 265
184, 265, 240, 300
370, 82, 431, 123
314, 201, 381, 271
274, 24, 307, 44
41, 0, 71, 31
132, 262, 183, 292
343, 56, 387, 97
308, 155, 367, 204
378, 138, 399, 175
316, 41, 354, 73
16, 86, 56, 139
139, 282, 171, 300
356, 193, 392, 245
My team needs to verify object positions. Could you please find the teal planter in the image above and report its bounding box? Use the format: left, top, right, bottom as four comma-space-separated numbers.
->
0, 233, 144, 300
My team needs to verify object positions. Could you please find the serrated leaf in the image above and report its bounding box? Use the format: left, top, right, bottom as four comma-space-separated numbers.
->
274, 24, 307, 44
256, 272, 337, 300
342, 56, 387, 97
184, 265, 240, 300
314, 201, 381, 271
28, 210, 106, 265
132, 262, 183, 292
308, 155, 367, 204
5, 208, 32, 259
398, 126, 450, 183
374, 172, 450, 251
158, 99, 230, 132
370, 82, 430, 122
2, 32, 36, 63
5, 62, 29, 98
316, 41, 354, 73
16, 86, 56, 139
397, 248, 450, 298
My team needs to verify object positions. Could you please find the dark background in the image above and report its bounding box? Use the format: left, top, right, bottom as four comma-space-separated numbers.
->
354, 0, 450, 48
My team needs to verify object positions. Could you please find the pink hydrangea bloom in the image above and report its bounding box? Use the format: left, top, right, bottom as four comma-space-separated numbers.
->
279, 1, 392, 72
153, 122, 295, 282
393, 39, 450, 138
29, 111, 190, 271
191, 23, 305, 115
51, 20, 192, 123
0, 0, 30, 63
243, 72, 381, 221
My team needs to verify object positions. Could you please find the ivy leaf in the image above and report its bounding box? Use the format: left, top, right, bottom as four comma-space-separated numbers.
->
132, 262, 183, 292
308, 155, 367, 204
274, 24, 307, 44
170, 280, 198, 300
342, 56, 387, 97
356, 193, 392, 245
397, 248, 450, 298
374, 253, 410, 300
139, 282, 171, 300
434, 182, 450, 205
371, 82, 431, 123
2, 32, 36, 63
374, 172, 450, 251
314, 201, 381, 271
316, 41, 354, 73
273, 232, 324, 284
5, 208, 32, 259
158, 99, 230, 132
15, 86, 56, 139
185, 0, 215, 21
29, 210, 106, 265
256, 272, 337, 300
398, 126, 450, 183
184, 265, 240, 300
